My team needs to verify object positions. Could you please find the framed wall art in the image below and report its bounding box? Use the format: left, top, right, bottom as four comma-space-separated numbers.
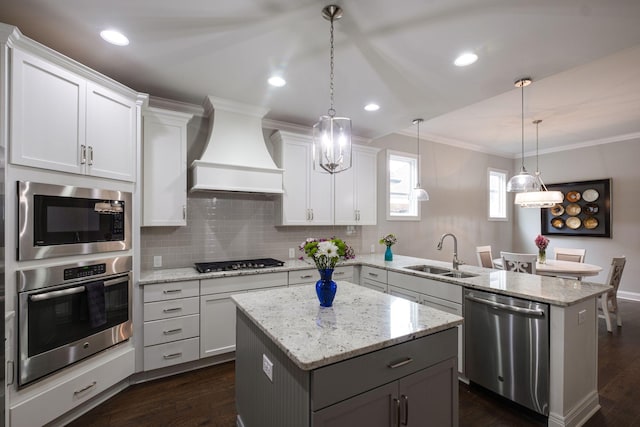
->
540, 178, 611, 238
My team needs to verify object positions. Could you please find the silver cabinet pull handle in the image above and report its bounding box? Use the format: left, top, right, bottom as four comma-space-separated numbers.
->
465, 294, 545, 317
388, 357, 413, 369
163, 352, 182, 359
163, 328, 182, 335
300, 274, 313, 279
183, 205, 187, 220
88, 145, 94, 165
334, 271, 345, 276
401, 394, 409, 425
74, 381, 97, 395
392, 397, 401, 427
80, 145, 87, 164
163, 307, 182, 313
368, 272, 379, 277
163, 289, 181, 294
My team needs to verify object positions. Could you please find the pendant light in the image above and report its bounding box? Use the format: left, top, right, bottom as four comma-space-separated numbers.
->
411, 118, 429, 201
506, 78, 540, 192
312, 5, 352, 174
514, 120, 564, 207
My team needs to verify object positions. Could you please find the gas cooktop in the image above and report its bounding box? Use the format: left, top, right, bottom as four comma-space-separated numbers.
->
194, 258, 285, 273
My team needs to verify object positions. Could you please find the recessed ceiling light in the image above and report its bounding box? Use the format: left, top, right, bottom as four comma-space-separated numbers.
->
268, 76, 286, 87
454, 52, 478, 67
364, 103, 380, 112
100, 29, 129, 46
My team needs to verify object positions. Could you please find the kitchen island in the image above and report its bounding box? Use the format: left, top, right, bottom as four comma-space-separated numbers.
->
232, 281, 463, 427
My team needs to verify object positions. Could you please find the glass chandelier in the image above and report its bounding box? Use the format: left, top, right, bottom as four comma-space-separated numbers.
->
411, 118, 429, 201
514, 119, 564, 207
506, 78, 540, 193
312, 4, 352, 174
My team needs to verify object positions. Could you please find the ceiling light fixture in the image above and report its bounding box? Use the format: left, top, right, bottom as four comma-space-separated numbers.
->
312, 4, 352, 174
411, 118, 429, 201
454, 52, 478, 67
268, 76, 286, 87
506, 78, 540, 193
99, 29, 129, 46
514, 120, 564, 208
364, 103, 380, 112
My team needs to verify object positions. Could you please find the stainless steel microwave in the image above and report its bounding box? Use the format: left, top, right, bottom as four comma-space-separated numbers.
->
17, 181, 132, 260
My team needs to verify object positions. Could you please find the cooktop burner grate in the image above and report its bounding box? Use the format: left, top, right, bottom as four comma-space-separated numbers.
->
194, 258, 285, 273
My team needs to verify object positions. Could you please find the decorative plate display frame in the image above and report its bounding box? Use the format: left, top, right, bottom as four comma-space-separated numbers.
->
540, 178, 611, 238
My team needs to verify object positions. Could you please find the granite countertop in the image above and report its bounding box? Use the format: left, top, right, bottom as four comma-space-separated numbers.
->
231, 281, 463, 371
140, 254, 611, 307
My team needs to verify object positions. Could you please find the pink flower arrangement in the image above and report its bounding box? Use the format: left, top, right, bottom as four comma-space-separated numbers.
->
534, 234, 549, 250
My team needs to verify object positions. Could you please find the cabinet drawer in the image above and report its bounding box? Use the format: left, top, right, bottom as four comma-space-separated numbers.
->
361, 266, 387, 284
143, 280, 199, 302
200, 272, 287, 296
388, 271, 462, 304
360, 278, 387, 293
10, 347, 134, 427
144, 314, 200, 346
388, 285, 419, 302
144, 337, 199, 371
144, 297, 199, 321
311, 328, 457, 411
289, 266, 354, 285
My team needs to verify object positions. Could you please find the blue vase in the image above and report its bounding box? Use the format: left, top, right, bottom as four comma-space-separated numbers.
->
385, 245, 393, 261
316, 269, 337, 307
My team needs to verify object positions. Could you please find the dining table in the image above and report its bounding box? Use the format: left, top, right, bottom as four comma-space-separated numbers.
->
492, 258, 603, 279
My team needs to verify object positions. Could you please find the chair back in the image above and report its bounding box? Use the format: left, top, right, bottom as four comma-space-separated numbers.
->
476, 246, 494, 268
500, 251, 537, 274
554, 248, 586, 263
605, 256, 626, 303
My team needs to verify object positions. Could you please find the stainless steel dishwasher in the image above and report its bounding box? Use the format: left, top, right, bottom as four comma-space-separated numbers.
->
464, 289, 549, 416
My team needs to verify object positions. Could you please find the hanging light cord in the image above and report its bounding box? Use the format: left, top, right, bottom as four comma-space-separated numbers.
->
328, 13, 336, 118
520, 82, 525, 172
533, 119, 549, 191
413, 118, 423, 186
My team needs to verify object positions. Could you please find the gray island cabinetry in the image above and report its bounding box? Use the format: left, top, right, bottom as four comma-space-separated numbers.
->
232, 282, 463, 427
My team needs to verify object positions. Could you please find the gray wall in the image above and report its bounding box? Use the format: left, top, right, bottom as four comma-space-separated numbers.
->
512, 138, 640, 298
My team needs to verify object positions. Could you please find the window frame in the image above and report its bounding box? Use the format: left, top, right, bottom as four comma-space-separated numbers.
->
488, 167, 508, 221
386, 149, 421, 221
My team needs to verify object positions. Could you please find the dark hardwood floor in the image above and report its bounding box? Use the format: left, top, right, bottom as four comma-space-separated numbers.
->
68, 300, 640, 427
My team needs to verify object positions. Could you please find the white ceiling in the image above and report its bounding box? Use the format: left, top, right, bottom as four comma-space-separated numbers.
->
2, 0, 640, 157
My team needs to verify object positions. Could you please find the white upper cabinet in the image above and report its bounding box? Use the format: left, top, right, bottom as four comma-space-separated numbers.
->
334, 145, 378, 225
272, 131, 333, 225
10, 47, 140, 181
142, 107, 193, 226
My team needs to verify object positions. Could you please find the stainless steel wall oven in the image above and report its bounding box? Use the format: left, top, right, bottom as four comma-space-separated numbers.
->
17, 256, 132, 387
17, 181, 132, 260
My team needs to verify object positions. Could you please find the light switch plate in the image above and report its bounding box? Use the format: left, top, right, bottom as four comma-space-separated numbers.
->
262, 354, 273, 382
288, 248, 295, 258
153, 256, 162, 268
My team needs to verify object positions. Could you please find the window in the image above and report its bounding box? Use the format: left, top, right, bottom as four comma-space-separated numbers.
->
488, 168, 508, 220
387, 150, 420, 220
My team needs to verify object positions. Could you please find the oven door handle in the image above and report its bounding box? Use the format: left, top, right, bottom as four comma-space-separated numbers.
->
29, 276, 129, 302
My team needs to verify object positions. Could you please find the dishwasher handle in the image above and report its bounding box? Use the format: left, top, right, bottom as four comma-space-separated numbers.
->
465, 294, 545, 317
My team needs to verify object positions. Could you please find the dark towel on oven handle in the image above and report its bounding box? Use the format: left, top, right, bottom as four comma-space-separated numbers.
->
85, 280, 106, 327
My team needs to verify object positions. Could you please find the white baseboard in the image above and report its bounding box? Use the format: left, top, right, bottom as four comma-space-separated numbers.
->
618, 290, 640, 302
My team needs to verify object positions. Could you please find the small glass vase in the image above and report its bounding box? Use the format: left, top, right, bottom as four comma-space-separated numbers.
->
385, 245, 393, 261
316, 268, 337, 307
538, 249, 546, 264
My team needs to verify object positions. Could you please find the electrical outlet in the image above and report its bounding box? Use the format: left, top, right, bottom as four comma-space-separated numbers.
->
288, 247, 295, 258
370, 244, 375, 253
578, 309, 586, 324
153, 256, 162, 268
262, 354, 273, 382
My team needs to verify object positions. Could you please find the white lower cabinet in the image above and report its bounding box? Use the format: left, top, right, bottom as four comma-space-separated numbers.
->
10, 346, 134, 427
359, 265, 388, 293
142, 280, 200, 371
387, 271, 464, 374
200, 272, 287, 359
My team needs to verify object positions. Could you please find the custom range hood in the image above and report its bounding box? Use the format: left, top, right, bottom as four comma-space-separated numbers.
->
190, 96, 284, 194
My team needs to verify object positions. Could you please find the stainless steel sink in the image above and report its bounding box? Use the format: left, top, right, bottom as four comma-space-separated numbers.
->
403, 265, 478, 279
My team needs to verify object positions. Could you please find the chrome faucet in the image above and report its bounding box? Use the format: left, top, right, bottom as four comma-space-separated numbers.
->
437, 233, 464, 270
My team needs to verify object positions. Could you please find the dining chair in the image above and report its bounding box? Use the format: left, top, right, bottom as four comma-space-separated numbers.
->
599, 256, 626, 333
500, 252, 537, 274
476, 245, 494, 268
554, 248, 586, 263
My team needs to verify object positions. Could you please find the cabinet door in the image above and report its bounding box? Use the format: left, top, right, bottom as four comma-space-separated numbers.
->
10, 48, 85, 174
86, 81, 137, 181
333, 161, 356, 224
281, 140, 311, 225
353, 148, 377, 225
308, 164, 334, 225
142, 108, 192, 226
312, 381, 396, 427
200, 292, 237, 358
398, 358, 458, 427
